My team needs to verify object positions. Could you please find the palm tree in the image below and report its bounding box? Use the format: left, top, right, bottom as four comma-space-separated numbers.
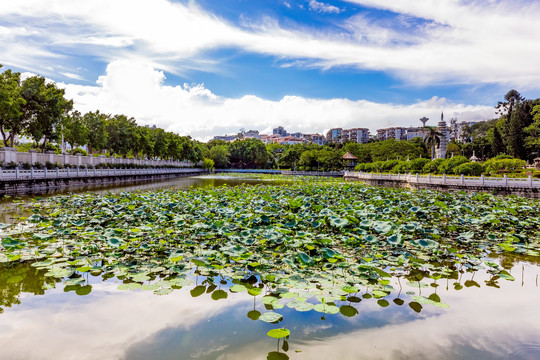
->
423, 127, 443, 160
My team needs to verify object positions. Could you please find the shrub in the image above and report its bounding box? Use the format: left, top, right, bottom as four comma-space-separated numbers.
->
71, 147, 88, 156
422, 158, 445, 173
20, 162, 32, 170
438, 156, 469, 174
484, 158, 526, 174
453, 162, 484, 176
45, 161, 61, 169
391, 161, 410, 174
33, 162, 44, 169
4, 161, 18, 169
408, 158, 430, 172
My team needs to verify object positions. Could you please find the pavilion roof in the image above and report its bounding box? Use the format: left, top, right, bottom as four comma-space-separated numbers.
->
342, 152, 358, 160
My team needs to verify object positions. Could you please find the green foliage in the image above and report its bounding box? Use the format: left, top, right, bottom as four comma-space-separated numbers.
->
71, 147, 88, 156
453, 162, 484, 176
229, 138, 268, 168
63, 110, 88, 150
208, 144, 230, 168
21, 76, 73, 151
422, 158, 444, 173
202, 158, 215, 170
437, 156, 469, 174
484, 158, 526, 174
83, 111, 108, 154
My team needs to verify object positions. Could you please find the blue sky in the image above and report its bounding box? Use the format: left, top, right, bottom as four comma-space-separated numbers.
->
1, 0, 539, 140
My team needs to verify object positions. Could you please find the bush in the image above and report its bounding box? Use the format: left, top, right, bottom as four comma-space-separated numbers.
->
484, 158, 526, 174
422, 158, 445, 174
20, 162, 32, 170
408, 158, 430, 172
45, 161, 61, 169
33, 162, 44, 169
391, 161, 410, 174
3, 161, 18, 169
71, 147, 88, 156
438, 156, 469, 174
453, 162, 484, 176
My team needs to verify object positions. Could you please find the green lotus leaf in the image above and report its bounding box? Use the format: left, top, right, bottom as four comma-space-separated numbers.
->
339, 305, 359, 317
230, 284, 247, 293
259, 312, 283, 323
267, 328, 290, 339
118, 283, 141, 290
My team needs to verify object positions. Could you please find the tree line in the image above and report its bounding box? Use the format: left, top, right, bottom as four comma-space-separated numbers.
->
0, 65, 203, 162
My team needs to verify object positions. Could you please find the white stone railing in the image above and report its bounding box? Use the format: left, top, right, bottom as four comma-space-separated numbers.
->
0, 148, 193, 168
0, 167, 204, 181
344, 171, 540, 188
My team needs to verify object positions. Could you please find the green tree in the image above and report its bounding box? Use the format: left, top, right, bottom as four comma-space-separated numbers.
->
208, 144, 230, 168
490, 125, 505, 157
105, 114, 137, 156
0, 67, 26, 147
83, 111, 108, 154
524, 105, 540, 160
422, 127, 442, 160
229, 138, 268, 168
62, 110, 88, 150
21, 76, 73, 152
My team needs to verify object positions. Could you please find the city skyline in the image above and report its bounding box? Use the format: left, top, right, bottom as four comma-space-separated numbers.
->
2, 0, 539, 140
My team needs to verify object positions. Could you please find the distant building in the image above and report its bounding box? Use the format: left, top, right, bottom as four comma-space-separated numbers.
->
342, 128, 370, 143
449, 118, 482, 142
406, 127, 428, 140
243, 130, 261, 139
326, 128, 343, 143
213, 134, 238, 142
273, 126, 288, 137
303, 133, 326, 146
376, 127, 407, 141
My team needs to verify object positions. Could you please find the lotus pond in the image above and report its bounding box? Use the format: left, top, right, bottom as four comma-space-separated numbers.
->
1, 175, 540, 360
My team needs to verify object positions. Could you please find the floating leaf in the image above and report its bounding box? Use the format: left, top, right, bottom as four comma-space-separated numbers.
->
259, 312, 283, 323
267, 328, 290, 339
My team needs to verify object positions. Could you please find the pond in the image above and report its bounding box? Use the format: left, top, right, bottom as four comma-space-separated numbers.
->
1, 175, 539, 360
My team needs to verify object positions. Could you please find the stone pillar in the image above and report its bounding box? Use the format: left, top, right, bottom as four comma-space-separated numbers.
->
77, 154, 82, 166
0, 147, 17, 164
46, 151, 55, 164
99, 155, 106, 165
29, 149, 38, 164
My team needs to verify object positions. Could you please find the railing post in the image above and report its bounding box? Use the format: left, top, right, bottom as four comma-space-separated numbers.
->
428, 173, 431, 183
443, 173, 446, 184
481, 174, 484, 186
44, 167, 47, 178
0, 168, 2, 179
15, 167, 19, 180
67, 167, 70, 177
56, 167, 59, 177
504, 174, 508, 186
30, 167, 34, 179
529, 175, 533, 187
416, 173, 419, 182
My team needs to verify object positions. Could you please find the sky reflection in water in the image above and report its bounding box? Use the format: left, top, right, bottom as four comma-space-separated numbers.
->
1, 261, 539, 360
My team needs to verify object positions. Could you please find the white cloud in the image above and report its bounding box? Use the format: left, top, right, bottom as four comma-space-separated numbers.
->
309, 0, 342, 14
61, 60, 494, 141
0, 0, 540, 87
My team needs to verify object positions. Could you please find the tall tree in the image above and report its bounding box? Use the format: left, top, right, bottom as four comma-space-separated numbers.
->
105, 114, 137, 156
490, 125, 505, 156
423, 127, 442, 160
21, 76, 73, 152
0, 67, 26, 147
62, 110, 89, 151
83, 111, 108, 154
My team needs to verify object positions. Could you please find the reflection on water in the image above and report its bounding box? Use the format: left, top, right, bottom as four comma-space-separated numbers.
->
1, 258, 539, 360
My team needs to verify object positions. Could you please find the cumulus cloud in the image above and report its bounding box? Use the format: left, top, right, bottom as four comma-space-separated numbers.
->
61, 60, 494, 141
0, 0, 540, 87
308, 0, 342, 14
